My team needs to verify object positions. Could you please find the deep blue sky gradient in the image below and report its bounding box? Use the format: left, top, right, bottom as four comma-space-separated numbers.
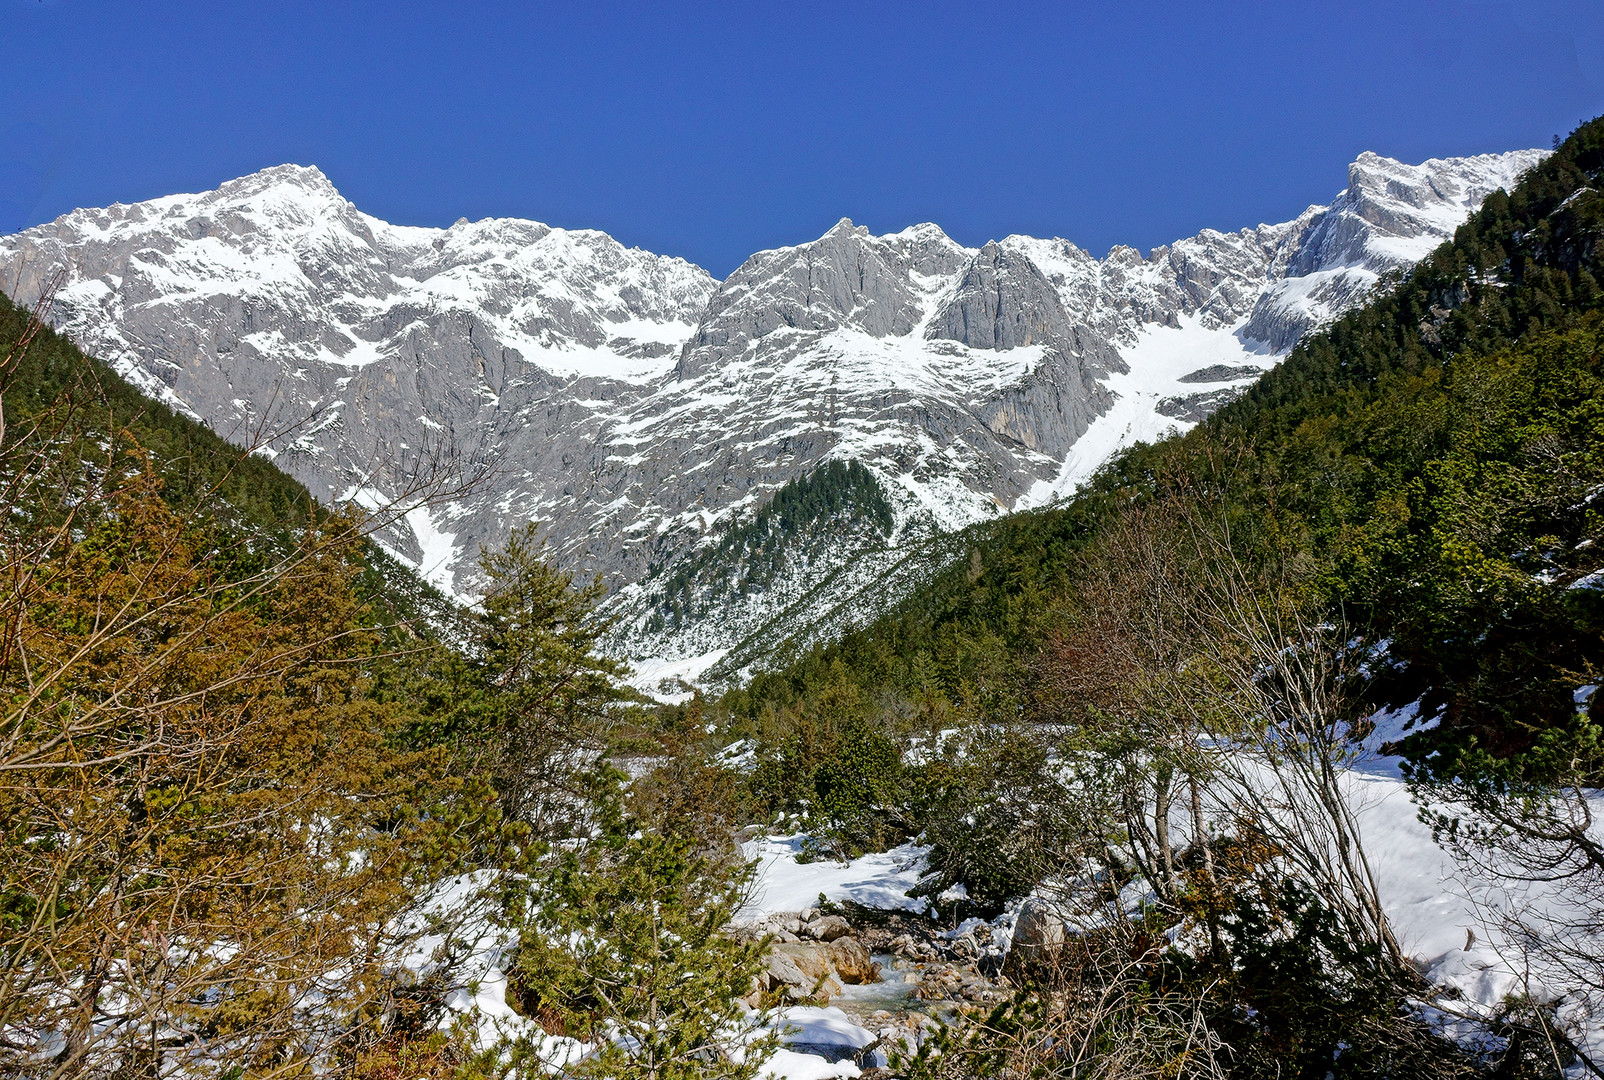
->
2, 1, 1601, 276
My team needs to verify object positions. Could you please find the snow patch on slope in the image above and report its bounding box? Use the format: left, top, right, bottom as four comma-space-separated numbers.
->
1023, 316, 1275, 506
406, 503, 461, 597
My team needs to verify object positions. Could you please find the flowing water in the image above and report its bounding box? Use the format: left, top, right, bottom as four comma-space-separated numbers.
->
831, 954, 961, 1023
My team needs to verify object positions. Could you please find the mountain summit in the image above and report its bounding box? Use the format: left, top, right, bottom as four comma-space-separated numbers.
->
0, 148, 1546, 685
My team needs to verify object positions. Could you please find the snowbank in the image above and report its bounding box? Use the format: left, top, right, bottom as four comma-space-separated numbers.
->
740, 836, 930, 920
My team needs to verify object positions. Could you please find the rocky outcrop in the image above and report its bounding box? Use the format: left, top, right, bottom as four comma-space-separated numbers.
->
1157, 387, 1246, 424
675, 220, 933, 379
1001, 897, 1067, 980
931, 242, 1073, 351
804, 914, 853, 942
1241, 150, 1546, 350
736, 907, 883, 1004
737, 906, 1013, 1014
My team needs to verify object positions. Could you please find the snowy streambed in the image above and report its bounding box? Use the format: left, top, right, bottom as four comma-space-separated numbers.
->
398, 758, 1602, 1076
735, 761, 1604, 1069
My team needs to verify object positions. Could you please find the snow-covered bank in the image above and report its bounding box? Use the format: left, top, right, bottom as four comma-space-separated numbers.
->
392, 750, 1600, 1076
739, 836, 931, 920
738, 759, 1604, 1070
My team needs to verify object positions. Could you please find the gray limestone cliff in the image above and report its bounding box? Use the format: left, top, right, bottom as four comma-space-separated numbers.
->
0, 147, 1546, 682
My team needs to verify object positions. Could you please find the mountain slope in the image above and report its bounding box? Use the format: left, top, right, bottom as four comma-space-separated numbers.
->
724, 119, 1604, 769
0, 148, 1544, 680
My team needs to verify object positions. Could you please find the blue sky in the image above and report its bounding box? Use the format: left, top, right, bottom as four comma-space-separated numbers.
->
1, 1, 1600, 276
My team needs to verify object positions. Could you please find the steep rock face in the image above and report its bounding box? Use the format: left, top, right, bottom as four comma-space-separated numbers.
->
933, 241, 1074, 350
1241, 150, 1545, 349
999, 219, 1306, 348
927, 242, 1120, 459
0, 148, 1545, 678
678, 219, 930, 374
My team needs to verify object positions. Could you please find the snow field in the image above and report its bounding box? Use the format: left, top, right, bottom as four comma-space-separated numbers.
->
1023, 315, 1275, 507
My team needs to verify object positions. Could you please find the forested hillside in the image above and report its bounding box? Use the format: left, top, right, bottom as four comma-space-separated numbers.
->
687, 117, 1604, 1077
642, 458, 896, 635
0, 289, 463, 633
723, 115, 1604, 770
0, 290, 317, 530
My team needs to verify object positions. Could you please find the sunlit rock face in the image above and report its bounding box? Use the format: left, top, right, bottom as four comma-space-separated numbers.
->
0, 148, 1545, 677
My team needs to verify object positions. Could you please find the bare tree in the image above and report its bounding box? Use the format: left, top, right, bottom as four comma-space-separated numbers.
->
1039, 491, 1402, 966
899, 925, 1228, 1080
1181, 520, 1403, 965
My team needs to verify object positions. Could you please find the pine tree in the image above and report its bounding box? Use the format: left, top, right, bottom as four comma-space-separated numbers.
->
473, 522, 628, 835
506, 809, 776, 1080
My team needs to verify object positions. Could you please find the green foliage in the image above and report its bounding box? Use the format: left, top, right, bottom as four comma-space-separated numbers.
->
753, 457, 894, 539
480, 522, 622, 713
899, 883, 1491, 1080
710, 116, 1604, 1077
892, 993, 1062, 1080
0, 461, 495, 1074
746, 673, 913, 856
0, 286, 463, 652
506, 797, 775, 1080
0, 286, 636, 1073
723, 502, 1095, 725
908, 727, 1074, 918
1041, 879, 1489, 1080
892, 941, 1227, 1080
644, 458, 895, 632
378, 521, 630, 836
8, 114, 1604, 1079
1196, 881, 1463, 1078
720, 114, 1604, 793
1323, 326, 1604, 778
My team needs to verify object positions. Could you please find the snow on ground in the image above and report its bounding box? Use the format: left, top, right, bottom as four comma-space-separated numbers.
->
740, 836, 931, 920
404, 744, 1602, 1074
768, 1006, 878, 1051
391, 872, 538, 1053
736, 768, 1493, 964
627, 648, 730, 704
752, 1005, 885, 1079
1347, 768, 1604, 1067
1343, 768, 1486, 963
393, 855, 911, 1076
760, 1048, 863, 1080
740, 754, 1604, 1069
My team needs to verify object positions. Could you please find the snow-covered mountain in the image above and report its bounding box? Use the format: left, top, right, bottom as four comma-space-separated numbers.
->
0, 148, 1545, 687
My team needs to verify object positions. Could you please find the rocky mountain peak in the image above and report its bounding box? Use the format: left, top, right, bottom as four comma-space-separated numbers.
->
675, 218, 931, 380
931, 242, 1073, 351
1238, 147, 1548, 350
218, 162, 341, 198
0, 146, 1547, 685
